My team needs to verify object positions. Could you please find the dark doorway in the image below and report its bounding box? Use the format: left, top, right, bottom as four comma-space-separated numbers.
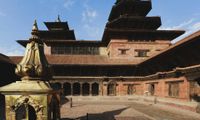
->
107, 83, 116, 96
92, 83, 99, 96
127, 84, 134, 95
50, 96, 60, 120
82, 83, 90, 96
148, 84, 155, 95
73, 83, 80, 95
16, 104, 36, 120
63, 82, 71, 96
51, 82, 62, 90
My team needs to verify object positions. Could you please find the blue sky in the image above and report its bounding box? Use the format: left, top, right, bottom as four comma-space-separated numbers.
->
0, 0, 200, 56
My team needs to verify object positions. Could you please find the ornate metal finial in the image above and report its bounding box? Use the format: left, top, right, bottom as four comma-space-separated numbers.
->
15, 20, 52, 81
56, 15, 61, 22
32, 20, 38, 31
29, 20, 41, 43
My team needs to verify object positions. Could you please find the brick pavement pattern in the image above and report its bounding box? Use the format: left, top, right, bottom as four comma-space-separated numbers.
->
60, 100, 200, 120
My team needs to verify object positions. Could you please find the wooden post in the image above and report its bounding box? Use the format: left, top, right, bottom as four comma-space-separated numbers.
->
70, 97, 72, 108
86, 113, 89, 120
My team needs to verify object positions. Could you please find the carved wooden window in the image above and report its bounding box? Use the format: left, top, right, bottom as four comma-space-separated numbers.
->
168, 82, 179, 97
119, 49, 129, 55
107, 83, 116, 96
135, 49, 149, 57
51, 46, 99, 55
127, 84, 135, 95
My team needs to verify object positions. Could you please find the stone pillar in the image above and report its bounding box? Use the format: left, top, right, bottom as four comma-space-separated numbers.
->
71, 83, 73, 96
103, 83, 107, 96
80, 83, 82, 96
100, 82, 103, 96
89, 83, 92, 96
61, 83, 64, 95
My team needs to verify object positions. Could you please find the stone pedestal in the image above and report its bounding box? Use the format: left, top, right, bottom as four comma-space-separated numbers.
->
0, 81, 60, 120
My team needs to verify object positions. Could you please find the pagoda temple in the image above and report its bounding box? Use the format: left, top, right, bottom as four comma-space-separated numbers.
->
6, 0, 200, 113
103, 0, 184, 43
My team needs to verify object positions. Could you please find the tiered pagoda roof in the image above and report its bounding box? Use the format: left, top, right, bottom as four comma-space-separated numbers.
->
17, 16, 76, 46
102, 0, 185, 43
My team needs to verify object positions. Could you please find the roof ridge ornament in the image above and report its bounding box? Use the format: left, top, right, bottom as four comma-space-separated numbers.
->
29, 20, 41, 43
32, 19, 38, 31
56, 15, 61, 22
15, 20, 52, 81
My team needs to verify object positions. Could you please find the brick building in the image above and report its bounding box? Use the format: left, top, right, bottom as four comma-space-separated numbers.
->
9, 0, 200, 111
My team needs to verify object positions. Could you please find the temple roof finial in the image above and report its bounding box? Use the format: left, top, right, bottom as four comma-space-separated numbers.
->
56, 15, 61, 22
30, 20, 40, 42
32, 19, 39, 31
15, 19, 52, 81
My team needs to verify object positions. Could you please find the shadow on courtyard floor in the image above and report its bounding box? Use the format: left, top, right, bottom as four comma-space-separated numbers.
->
60, 96, 69, 105
61, 107, 129, 120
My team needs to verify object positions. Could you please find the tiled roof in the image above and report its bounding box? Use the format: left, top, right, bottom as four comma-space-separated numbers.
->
140, 30, 200, 65
0, 53, 14, 64
9, 55, 139, 65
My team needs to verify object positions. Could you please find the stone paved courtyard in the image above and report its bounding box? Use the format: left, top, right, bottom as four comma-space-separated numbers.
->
60, 98, 200, 120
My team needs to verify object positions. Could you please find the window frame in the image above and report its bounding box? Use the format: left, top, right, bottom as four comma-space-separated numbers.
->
168, 82, 180, 98
118, 48, 129, 55
135, 49, 149, 57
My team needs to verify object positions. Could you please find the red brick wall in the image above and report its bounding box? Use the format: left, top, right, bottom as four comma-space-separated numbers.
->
190, 81, 200, 102
44, 44, 51, 55
107, 39, 170, 62
102, 76, 192, 101
102, 83, 107, 96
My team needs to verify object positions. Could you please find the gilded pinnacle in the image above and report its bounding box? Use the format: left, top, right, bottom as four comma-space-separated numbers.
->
30, 20, 40, 42
15, 20, 52, 81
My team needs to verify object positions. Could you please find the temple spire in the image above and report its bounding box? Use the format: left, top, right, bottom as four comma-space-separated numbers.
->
56, 15, 61, 22
29, 20, 41, 42
15, 20, 52, 81
32, 19, 38, 31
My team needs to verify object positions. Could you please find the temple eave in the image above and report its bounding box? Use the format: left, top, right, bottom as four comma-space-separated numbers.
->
102, 29, 185, 42
44, 22, 70, 31
106, 16, 162, 30
109, 0, 152, 21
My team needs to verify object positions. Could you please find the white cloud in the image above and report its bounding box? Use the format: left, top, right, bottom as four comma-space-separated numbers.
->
159, 18, 200, 43
0, 46, 24, 56
83, 24, 101, 39
82, 8, 97, 22
79, 1, 100, 40
63, 0, 75, 9
159, 19, 194, 30
81, 0, 98, 22
190, 22, 200, 30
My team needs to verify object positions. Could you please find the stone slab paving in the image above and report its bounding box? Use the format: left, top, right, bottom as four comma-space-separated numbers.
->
61, 101, 200, 120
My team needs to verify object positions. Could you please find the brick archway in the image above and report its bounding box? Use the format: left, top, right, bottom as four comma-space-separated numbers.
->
63, 82, 71, 96
92, 83, 99, 96
82, 83, 90, 96
15, 104, 37, 120
73, 83, 80, 95
107, 82, 116, 96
